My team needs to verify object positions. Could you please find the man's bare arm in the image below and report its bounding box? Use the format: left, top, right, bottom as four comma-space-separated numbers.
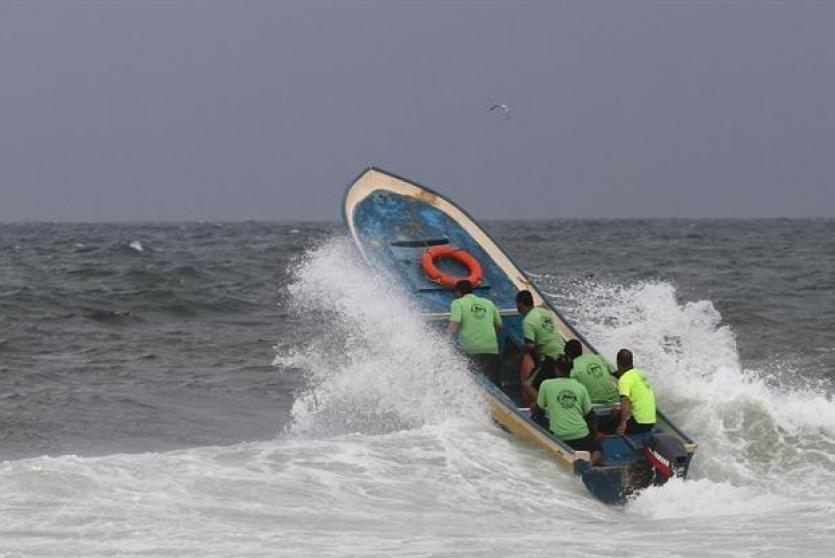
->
616, 396, 631, 436
519, 353, 537, 407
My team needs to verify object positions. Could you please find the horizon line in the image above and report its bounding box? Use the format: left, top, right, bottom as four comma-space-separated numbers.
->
1, 216, 833, 225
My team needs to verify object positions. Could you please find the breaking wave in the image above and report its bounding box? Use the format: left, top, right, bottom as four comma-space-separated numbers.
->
538, 276, 835, 505
274, 237, 490, 437
3, 229, 834, 556
276, 238, 835, 514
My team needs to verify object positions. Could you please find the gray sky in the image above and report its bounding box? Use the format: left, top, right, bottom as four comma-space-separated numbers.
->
1, 1, 833, 221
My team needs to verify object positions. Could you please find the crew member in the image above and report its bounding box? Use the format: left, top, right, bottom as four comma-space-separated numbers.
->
614, 349, 657, 435
445, 280, 503, 385
516, 290, 565, 406
532, 355, 601, 464
564, 339, 620, 405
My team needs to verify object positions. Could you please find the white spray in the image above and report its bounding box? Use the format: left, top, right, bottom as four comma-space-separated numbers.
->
275, 237, 490, 437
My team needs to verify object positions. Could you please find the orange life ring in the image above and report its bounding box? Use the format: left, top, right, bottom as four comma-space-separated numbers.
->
421, 245, 483, 289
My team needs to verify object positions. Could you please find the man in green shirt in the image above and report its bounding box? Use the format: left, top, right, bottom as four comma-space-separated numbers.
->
532, 355, 601, 464
515, 290, 565, 406
564, 339, 620, 405
445, 280, 503, 385
614, 349, 657, 436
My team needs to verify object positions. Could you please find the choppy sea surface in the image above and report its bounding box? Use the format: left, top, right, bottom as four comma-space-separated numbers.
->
1, 219, 833, 556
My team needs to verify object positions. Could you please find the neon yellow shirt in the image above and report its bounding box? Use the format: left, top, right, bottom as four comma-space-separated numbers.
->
570, 353, 620, 405
618, 368, 656, 424
449, 293, 501, 354
522, 307, 564, 359
537, 377, 592, 441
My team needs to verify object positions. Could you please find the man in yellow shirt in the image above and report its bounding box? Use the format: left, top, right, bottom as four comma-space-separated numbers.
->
614, 349, 656, 436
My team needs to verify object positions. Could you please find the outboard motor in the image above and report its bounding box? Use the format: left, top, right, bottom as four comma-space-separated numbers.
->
643, 434, 689, 484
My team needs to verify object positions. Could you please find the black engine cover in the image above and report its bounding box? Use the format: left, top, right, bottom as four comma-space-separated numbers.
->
644, 433, 689, 480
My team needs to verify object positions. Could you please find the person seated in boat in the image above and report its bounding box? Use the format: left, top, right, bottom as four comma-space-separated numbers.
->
531, 354, 601, 464
613, 349, 657, 436
564, 340, 620, 405
445, 279, 503, 385
515, 290, 565, 406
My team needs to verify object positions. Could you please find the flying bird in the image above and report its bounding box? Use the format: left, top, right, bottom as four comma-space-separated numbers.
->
489, 104, 510, 119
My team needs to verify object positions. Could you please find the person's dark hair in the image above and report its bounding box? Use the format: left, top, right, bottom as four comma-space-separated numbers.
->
534, 357, 557, 389
516, 290, 534, 307
554, 354, 573, 376
616, 349, 634, 370
564, 339, 583, 359
455, 280, 473, 295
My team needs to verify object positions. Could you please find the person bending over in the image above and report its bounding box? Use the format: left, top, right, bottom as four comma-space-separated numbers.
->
613, 349, 656, 436
515, 290, 565, 406
532, 354, 601, 465
445, 280, 503, 385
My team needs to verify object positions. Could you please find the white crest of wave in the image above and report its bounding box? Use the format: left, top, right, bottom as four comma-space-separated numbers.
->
129, 240, 144, 252
625, 478, 790, 519
275, 237, 489, 436
541, 278, 835, 496
0, 428, 610, 556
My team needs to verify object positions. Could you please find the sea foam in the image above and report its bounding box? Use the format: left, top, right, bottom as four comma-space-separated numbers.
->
274, 237, 489, 437
541, 277, 835, 500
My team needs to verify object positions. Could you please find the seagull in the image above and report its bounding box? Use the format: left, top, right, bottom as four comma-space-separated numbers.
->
489, 104, 510, 119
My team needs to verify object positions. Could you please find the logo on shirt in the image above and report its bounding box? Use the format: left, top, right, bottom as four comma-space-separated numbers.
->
470, 303, 487, 319
557, 390, 578, 409
588, 363, 603, 378
541, 314, 555, 333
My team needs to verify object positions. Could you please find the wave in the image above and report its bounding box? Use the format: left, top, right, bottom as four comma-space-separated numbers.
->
274, 236, 489, 437
537, 277, 835, 502
0, 427, 607, 556
276, 237, 835, 503
82, 308, 141, 324
2, 234, 834, 554
1, 426, 830, 556
275, 238, 835, 504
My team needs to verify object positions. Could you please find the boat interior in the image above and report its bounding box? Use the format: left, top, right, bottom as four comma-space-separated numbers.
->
428, 306, 657, 467
386, 234, 693, 473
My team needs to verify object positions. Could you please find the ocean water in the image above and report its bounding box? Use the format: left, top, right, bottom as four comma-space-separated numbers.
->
0, 220, 833, 556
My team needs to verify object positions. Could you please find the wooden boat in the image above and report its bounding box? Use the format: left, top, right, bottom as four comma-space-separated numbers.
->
343, 167, 697, 504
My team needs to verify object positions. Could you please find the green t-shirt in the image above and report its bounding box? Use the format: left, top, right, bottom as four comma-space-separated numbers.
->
522, 307, 565, 359
449, 293, 501, 355
570, 353, 620, 405
618, 368, 656, 424
537, 377, 592, 441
